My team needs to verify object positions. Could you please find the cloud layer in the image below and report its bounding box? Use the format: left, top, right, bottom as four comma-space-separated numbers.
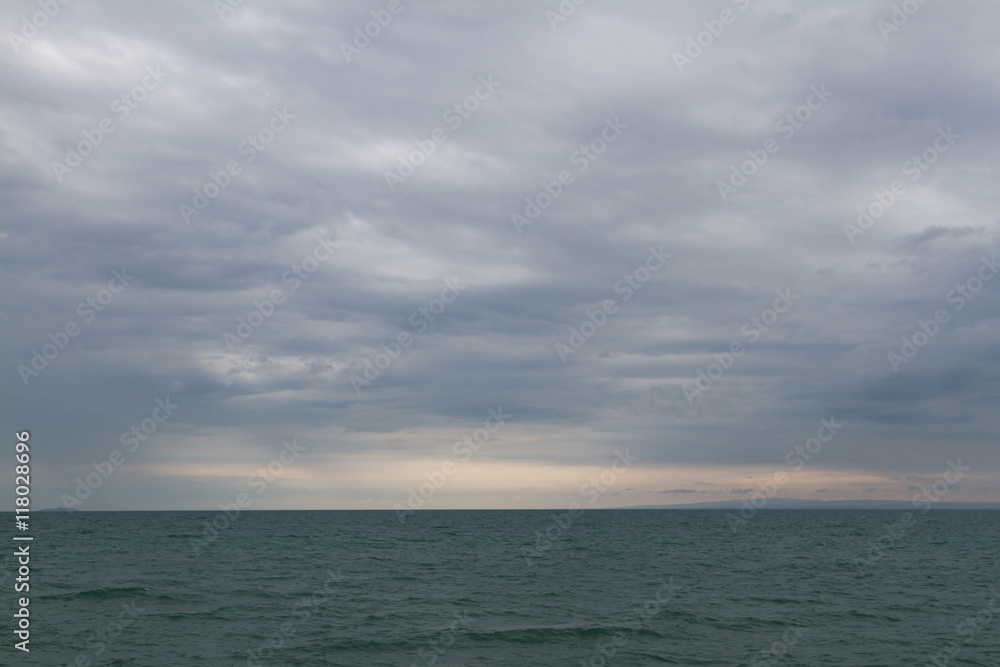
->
2, 0, 998, 510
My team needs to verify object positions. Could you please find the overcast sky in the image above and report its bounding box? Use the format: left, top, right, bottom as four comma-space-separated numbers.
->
2, 0, 998, 511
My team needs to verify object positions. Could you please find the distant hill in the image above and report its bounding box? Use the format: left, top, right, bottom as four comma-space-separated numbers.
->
620, 499, 1000, 510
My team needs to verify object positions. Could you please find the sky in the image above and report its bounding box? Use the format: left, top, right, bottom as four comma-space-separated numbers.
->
1, 0, 998, 511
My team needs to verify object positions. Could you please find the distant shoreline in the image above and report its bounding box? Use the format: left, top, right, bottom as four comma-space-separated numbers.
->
622, 499, 1000, 510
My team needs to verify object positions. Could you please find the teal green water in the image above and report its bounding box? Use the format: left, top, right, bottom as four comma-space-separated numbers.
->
8, 510, 999, 665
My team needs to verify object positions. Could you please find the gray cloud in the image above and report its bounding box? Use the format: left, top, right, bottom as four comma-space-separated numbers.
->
2, 0, 998, 509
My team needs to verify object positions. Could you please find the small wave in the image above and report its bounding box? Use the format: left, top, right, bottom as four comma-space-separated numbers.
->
463, 624, 665, 644
40, 586, 147, 600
